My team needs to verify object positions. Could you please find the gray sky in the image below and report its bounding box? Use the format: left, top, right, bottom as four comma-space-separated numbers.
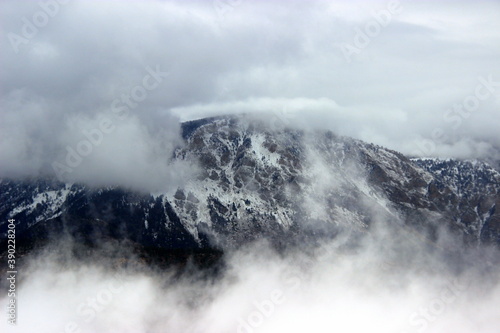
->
1, 0, 500, 188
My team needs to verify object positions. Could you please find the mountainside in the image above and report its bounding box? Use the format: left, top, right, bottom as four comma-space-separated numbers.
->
1, 116, 499, 253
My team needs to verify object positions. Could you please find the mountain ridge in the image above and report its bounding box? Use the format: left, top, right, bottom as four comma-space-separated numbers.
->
1, 116, 499, 256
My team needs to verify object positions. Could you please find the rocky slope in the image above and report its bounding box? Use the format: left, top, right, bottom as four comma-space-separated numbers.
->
1, 116, 499, 253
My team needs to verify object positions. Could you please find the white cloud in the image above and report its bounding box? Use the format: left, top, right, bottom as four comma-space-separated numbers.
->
1, 222, 499, 333
1, 0, 499, 188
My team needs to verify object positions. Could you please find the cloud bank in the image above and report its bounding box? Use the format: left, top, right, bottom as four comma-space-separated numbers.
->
1, 220, 499, 333
1, 0, 500, 191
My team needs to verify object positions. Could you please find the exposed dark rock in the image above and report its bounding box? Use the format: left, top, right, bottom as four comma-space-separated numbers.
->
1, 116, 500, 256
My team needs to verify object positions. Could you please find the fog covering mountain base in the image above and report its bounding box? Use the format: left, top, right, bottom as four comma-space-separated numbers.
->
1, 116, 499, 332
1, 116, 499, 250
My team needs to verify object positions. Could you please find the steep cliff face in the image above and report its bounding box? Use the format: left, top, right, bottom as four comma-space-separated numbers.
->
1, 116, 499, 252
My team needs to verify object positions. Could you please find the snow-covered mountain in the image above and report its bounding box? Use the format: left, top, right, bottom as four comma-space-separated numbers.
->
1, 116, 499, 252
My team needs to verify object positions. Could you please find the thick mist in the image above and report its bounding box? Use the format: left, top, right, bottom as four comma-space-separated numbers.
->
2, 0, 500, 191
1, 219, 499, 333
1, 1, 499, 331
2, 107, 499, 333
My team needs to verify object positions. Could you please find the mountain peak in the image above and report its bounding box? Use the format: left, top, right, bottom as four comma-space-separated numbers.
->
3, 116, 499, 253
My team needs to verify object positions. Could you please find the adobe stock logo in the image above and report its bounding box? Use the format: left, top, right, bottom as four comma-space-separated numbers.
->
236, 272, 301, 333
7, 0, 71, 54
51, 65, 169, 182
413, 74, 499, 157
400, 276, 470, 333
213, 0, 244, 27
269, 105, 295, 132
340, 0, 403, 63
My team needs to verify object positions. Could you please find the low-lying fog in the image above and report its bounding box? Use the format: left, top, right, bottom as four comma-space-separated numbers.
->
2, 220, 499, 333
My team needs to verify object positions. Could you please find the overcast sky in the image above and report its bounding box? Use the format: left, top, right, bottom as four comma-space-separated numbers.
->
1, 0, 499, 188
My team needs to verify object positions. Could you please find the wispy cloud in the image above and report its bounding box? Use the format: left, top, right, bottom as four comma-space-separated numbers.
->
1, 0, 499, 186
